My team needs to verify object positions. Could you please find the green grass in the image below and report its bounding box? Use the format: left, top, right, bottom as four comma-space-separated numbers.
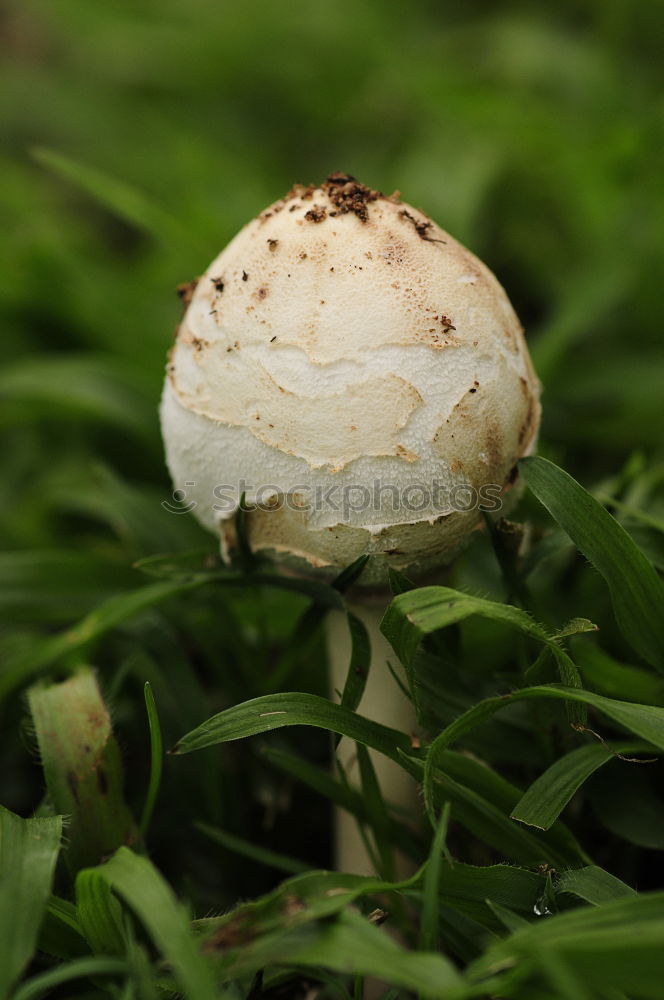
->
1, 0, 664, 996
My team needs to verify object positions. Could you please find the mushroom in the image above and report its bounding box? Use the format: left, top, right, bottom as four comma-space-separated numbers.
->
160, 173, 541, 873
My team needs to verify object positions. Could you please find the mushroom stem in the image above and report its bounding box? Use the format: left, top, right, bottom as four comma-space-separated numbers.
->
326, 601, 419, 877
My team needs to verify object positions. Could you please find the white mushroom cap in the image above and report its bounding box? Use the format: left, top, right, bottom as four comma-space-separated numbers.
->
161, 174, 540, 585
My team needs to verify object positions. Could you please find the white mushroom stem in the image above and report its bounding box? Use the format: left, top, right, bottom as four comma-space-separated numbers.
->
326, 601, 419, 878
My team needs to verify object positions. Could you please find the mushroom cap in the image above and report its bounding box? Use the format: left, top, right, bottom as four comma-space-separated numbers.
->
161, 174, 540, 584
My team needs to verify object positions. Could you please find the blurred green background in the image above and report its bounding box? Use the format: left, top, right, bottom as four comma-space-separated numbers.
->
3, 0, 663, 530
1, 0, 663, 907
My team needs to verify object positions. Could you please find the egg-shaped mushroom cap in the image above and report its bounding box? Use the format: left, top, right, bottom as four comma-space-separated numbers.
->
161, 174, 540, 584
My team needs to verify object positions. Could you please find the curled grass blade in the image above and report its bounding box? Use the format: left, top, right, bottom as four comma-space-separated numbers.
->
520, 455, 664, 670
380, 585, 586, 725
28, 669, 138, 872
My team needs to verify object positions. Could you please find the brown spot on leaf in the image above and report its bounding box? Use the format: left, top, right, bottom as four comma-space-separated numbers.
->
202, 913, 256, 953
67, 771, 80, 804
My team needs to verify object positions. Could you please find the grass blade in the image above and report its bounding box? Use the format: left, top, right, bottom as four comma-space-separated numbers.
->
468, 892, 664, 999
171, 692, 412, 763
31, 147, 190, 246
380, 585, 585, 715
419, 802, 451, 951
0, 808, 62, 999
520, 455, 664, 670
339, 612, 371, 715
139, 681, 163, 838
37, 897, 89, 960
511, 741, 653, 830
555, 866, 636, 905
76, 869, 125, 955
11, 958, 127, 1000
356, 743, 395, 880
196, 821, 310, 875
423, 685, 664, 822
1, 579, 206, 701
97, 848, 217, 1000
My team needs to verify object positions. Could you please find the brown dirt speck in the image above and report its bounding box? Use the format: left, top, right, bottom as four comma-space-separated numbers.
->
267, 239, 278, 252
440, 315, 456, 332
285, 182, 315, 201
304, 204, 327, 223
399, 208, 446, 244
242, 270, 248, 281
257, 286, 269, 300
322, 172, 381, 223
176, 279, 198, 307
210, 276, 225, 293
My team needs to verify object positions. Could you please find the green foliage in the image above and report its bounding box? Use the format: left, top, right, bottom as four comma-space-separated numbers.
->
0, 809, 62, 998
27, 668, 138, 871
520, 456, 664, 671
1, 0, 664, 995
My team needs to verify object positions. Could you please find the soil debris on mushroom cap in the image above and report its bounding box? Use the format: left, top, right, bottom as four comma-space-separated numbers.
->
282, 174, 401, 225
176, 278, 198, 305
321, 172, 382, 222
399, 208, 446, 244
304, 204, 328, 223
285, 182, 315, 201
